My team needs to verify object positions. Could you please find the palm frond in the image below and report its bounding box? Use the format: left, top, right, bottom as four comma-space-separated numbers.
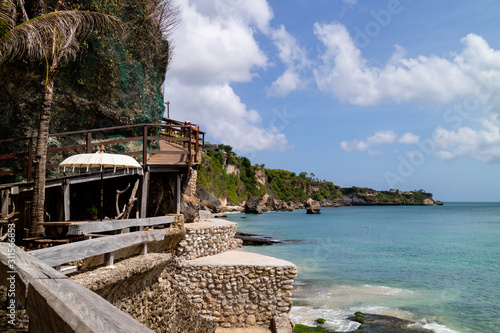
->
0, 0, 14, 38
0, 10, 123, 64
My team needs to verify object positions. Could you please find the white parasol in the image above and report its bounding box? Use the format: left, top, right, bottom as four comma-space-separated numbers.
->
59, 150, 143, 220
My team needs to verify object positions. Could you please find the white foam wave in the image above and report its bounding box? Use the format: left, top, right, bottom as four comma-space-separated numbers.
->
290, 306, 360, 332
418, 322, 461, 333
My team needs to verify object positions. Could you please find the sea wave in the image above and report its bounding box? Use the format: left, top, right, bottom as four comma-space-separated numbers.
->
290, 306, 360, 332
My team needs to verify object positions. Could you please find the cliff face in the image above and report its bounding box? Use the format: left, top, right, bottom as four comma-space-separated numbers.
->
0, 0, 170, 140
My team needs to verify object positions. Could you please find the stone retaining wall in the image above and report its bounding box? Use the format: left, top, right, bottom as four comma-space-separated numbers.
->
174, 254, 297, 329
72, 253, 217, 333
176, 220, 242, 261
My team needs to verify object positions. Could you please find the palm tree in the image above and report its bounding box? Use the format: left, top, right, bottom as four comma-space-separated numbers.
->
0, 0, 122, 236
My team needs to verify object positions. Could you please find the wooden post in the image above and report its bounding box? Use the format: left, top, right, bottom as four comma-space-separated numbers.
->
143, 126, 148, 169
63, 180, 70, 221
1, 189, 9, 217
104, 252, 114, 266
86, 132, 92, 153
176, 174, 181, 214
27, 137, 33, 182
141, 243, 148, 255
140, 168, 149, 218
187, 127, 192, 173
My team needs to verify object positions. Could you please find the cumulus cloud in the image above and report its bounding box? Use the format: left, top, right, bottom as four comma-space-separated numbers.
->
432, 115, 500, 163
312, 22, 500, 106
267, 25, 310, 97
164, 0, 288, 152
399, 133, 420, 144
341, 131, 421, 154
316, 21, 500, 163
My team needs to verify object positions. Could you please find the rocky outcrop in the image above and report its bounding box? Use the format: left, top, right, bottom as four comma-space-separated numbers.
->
245, 196, 263, 214
348, 312, 433, 333
304, 198, 321, 214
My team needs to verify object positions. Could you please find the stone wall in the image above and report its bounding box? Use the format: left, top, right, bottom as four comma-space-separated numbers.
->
72, 253, 217, 333
174, 253, 297, 329
175, 220, 242, 261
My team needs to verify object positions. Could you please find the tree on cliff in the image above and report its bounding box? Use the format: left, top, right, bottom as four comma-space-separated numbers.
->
0, 0, 122, 236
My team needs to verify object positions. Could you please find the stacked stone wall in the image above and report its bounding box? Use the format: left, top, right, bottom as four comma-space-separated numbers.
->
175, 262, 297, 329
72, 253, 217, 333
176, 220, 242, 261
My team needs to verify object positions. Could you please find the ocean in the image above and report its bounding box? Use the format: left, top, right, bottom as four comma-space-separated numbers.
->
224, 203, 500, 333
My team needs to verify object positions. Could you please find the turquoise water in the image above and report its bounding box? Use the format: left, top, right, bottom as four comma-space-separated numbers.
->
224, 203, 500, 333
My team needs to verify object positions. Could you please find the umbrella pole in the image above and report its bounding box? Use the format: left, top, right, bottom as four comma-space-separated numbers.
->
101, 171, 104, 221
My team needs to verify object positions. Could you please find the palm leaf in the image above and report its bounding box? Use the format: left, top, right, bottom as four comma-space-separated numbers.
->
0, 0, 14, 38
0, 10, 123, 64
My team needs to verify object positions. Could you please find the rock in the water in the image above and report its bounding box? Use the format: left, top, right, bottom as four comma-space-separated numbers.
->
304, 198, 321, 214
245, 196, 263, 214
349, 312, 433, 333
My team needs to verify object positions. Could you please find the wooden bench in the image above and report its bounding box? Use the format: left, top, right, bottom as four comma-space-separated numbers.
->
30, 230, 165, 269
0, 243, 153, 332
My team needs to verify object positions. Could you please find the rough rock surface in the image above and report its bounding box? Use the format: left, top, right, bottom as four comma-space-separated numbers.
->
245, 196, 263, 214
349, 313, 433, 333
304, 198, 321, 214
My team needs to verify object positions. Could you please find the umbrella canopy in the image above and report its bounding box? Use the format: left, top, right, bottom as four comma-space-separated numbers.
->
59, 151, 142, 173
59, 151, 143, 220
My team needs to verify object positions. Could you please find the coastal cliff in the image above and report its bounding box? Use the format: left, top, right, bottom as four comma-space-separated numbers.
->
195, 144, 442, 214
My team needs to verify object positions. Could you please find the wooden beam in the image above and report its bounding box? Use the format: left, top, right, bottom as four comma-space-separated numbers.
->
0, 243, 67, 305
26, 266, 154, 333
30, 230, 165, 268
42, 216, 174, 236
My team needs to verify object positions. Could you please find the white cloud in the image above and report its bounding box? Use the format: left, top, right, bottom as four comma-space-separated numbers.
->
341, 131, 421, 153
366, 130, 397, 145
267, 69, 302, 97
316, 22, 500, 163
164, 0, 288, 152
312, 22, 500, 106
267, 25, 310, 96
432, 115, 500, 163
342, 0, 357, 5
340, 130, 397, 152
399, 133, 420, 144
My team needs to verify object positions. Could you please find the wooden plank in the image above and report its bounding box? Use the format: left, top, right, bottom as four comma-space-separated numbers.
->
26, 269, 153, 333
64, 216, 173, 236
0, 243, 68, 305
30, 230, 165, 267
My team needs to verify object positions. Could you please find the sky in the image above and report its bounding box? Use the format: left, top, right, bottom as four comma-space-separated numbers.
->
163, 0, 500, 202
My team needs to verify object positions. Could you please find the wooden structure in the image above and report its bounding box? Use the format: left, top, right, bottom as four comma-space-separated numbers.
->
0, 119, 204, 241
0, 242, 154, 332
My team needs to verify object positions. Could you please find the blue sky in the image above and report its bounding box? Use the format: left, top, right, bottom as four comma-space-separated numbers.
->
163, 0, 500, 201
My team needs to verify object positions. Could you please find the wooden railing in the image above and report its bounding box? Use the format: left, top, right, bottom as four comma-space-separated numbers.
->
0, 121, 205, 183
0, 242, 154, 332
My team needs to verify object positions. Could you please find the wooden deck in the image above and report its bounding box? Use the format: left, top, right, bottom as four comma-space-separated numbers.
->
148, 141, 202, 165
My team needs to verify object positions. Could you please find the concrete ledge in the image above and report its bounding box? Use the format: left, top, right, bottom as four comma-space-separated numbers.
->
184, 250, 296, 268
185, 219, 237, 229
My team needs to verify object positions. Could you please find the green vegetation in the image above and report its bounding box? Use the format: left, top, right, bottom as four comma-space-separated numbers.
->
340, 187, 433, 204
197, 144, 343, 205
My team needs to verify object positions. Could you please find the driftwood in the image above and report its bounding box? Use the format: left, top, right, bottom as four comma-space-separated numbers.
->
115, 183, 131, 217
115, 179, 139, 219
0, 202, 16, 241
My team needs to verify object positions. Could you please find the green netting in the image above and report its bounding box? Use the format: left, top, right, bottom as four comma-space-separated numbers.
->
0, 0, 170, 184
